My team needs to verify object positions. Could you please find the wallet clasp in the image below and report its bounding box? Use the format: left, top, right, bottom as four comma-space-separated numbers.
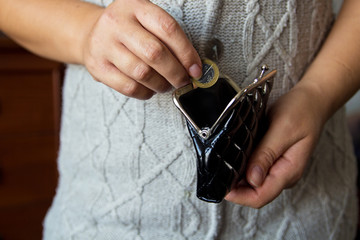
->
173, 65, 276, 140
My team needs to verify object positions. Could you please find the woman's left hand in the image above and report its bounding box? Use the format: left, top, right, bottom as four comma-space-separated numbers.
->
225, 83, 325, 208
225, 0, 360, 208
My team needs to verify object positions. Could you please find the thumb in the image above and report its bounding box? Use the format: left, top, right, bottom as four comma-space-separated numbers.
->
246, 124, 294, 188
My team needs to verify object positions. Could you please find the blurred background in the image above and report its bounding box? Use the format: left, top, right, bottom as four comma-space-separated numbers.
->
0, 32, 62, 240
0, 0, 359, 239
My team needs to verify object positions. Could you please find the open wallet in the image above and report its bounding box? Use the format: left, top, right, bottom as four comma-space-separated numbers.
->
173, 59, 276, 203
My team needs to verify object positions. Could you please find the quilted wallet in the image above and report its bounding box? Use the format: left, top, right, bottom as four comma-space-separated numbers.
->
173, 60, 276, 203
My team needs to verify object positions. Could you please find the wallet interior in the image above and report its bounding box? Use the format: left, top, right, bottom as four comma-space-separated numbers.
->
179, 78, 238, 129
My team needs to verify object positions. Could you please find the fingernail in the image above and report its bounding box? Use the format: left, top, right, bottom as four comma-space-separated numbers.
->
249, 166, 264, 188
189, 64, 202, 79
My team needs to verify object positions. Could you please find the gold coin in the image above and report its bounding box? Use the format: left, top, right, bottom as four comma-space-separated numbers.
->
191, 59, 219, 88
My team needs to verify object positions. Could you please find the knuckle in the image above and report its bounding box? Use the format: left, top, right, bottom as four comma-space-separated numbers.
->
141, 92, 155, 100
181, 54, 195, 69
121, 81, 154, 100
160, 16, 178, 36
133, 64, 152, 82
143, 41, 165, 62
85, 59, 106, 82
257, 147, 277, 168
100, 8, 119, 25
158, 82, 171, 93
170, 71, 188, 88
122, 81, 140, 97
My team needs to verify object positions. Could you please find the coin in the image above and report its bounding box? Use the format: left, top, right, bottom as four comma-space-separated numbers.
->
191, 59, 219, 88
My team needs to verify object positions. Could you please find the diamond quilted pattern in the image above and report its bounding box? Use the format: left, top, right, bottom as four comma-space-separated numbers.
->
185, 72, 275, 203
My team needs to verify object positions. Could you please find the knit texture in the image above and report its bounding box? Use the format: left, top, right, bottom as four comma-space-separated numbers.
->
43, 0, 358, 239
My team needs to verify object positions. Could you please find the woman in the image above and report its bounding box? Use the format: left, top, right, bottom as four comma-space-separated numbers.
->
0, 0, 359, 239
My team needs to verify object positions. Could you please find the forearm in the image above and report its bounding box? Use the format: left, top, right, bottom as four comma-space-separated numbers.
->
0, 0, 103, 64
297, 0, 360, 124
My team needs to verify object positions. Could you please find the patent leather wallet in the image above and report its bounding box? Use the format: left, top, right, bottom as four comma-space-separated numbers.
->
173, 63, 276, 203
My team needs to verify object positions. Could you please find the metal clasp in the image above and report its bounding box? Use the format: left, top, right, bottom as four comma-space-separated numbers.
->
173, 65, 276, 140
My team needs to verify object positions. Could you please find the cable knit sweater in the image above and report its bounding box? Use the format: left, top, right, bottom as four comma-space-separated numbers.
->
43, 0, 358, 239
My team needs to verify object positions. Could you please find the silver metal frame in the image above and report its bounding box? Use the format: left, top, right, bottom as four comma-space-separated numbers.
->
173, 66, 276, 140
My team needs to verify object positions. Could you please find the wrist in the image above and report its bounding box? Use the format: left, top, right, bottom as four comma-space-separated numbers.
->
68, 3, 104, 65
291, 78, 332, 127
297, 57, 359, 126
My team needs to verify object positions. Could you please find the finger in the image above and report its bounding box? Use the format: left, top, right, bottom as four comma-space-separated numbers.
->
119, 18, 193, 88
225, 156, 295, 208
118, 20, 188, 88
136, 1, 202, 79
107, 43, 171, 93
91, 59, 154, 100
246, 121, 298, 188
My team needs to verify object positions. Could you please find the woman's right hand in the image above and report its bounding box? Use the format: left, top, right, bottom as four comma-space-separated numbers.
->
82, 0, 202, 99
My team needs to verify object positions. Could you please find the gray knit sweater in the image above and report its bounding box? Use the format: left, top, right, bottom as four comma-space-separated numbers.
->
43, 0, 358, 239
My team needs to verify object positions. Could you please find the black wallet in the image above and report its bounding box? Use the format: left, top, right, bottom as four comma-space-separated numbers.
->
173, 60, 276, 203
